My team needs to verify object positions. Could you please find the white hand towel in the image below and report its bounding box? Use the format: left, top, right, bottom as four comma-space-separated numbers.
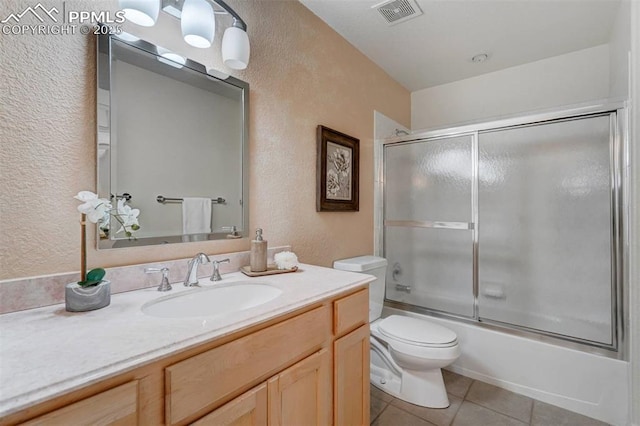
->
182, 197, 212, 235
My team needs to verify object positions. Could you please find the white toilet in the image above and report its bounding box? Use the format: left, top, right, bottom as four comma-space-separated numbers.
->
334, 255, 461, 408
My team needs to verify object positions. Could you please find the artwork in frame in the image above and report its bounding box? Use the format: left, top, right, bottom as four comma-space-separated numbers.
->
316, 125, 359, 212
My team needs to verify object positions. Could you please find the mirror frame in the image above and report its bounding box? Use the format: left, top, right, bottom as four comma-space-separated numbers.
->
96, 29, 250, 248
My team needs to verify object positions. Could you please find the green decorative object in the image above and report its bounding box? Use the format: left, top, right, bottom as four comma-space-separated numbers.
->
78, 268, 106, 287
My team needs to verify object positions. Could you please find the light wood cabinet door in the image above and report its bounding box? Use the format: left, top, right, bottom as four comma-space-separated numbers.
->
333, 289, 368, 337
268, 349, 332, 426
23, 381, 138, 426
191, 383, 267, 426
334, 324, 370, 426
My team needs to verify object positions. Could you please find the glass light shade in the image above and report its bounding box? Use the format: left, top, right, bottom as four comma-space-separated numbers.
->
156, 47, 186, 69
222, 26, 250, 70
119, 0, 160, 27
181, 0, 215, 48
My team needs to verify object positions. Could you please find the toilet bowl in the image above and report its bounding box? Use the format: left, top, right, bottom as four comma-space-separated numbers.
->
333, 255, 461, 408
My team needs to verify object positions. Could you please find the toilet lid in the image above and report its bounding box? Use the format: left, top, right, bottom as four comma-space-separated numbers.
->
378, 315, 457, 347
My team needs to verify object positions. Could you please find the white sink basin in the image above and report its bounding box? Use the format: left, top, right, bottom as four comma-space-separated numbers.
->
142, 282, 282, 319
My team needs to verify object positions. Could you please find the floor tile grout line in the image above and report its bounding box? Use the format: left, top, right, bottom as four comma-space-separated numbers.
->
371, 399, 390, 424
528, 398, 535, 424
462, 400, 531, 425
460, 378, 474, 401
449, 400, 462, 426
464, 380, 534, 424
387, 393, 463, 425
379, 397, 436, 426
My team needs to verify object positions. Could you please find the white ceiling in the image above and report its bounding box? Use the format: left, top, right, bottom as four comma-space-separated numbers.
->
299, 0, 622, 92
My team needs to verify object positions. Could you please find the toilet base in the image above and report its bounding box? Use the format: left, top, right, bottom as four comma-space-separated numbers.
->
371, 360, 450, 408
401, 368, 450, 408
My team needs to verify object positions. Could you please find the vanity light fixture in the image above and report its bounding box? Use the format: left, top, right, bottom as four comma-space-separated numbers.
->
221, 25, 249, 70
119, 0, 251, 70
120, 0, 160, 27
181, 0, 215, 48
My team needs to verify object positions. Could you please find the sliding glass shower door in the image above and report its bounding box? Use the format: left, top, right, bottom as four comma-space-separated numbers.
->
382, 111, 619, 348
384, 135, 475, 317
478, 115, 614, 345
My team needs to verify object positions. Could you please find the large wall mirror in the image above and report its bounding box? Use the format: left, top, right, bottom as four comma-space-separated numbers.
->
96, 31, 249, 248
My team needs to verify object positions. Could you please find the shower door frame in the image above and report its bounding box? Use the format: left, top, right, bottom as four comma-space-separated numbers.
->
375, 101, 629, 359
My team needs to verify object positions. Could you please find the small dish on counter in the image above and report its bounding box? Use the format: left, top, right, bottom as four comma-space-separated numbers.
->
240, 265, 299, 277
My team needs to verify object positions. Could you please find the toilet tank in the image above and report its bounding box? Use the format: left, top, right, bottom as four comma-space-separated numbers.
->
333, 256, 387, 322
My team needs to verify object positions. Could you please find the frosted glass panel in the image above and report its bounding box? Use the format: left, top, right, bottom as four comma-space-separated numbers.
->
384, 136, 472, 222
385, 226, 474, 317
478, 116, 613, 344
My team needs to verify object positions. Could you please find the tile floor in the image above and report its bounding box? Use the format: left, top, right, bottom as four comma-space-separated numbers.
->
370, 370, 610, 426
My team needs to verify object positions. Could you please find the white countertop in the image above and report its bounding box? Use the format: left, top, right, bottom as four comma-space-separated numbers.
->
0, 264, 373, 418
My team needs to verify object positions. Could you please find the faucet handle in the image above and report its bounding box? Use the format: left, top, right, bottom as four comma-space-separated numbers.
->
210, 258, 231, 281
222, 226, 239, 237
145, 267, 172, 292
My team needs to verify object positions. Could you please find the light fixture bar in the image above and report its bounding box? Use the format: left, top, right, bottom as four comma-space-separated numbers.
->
212, 0, 246, 31
161, 0, 246, 31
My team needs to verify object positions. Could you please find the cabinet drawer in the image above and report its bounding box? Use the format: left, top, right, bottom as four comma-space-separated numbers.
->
165, 305, 331, 425
333, 289, 368, 337
23, 381, 138, 426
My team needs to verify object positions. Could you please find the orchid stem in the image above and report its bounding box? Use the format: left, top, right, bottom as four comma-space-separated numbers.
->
80, 213, 87, 282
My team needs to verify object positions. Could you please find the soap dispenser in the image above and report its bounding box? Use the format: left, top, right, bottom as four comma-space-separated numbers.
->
250, 228, 268, 272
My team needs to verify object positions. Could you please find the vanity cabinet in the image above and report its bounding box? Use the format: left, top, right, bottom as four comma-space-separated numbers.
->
332, 289, 370, 426
4, 287, 369, 426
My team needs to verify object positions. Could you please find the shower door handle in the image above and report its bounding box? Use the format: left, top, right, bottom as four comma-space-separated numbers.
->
385, 220, 474, 230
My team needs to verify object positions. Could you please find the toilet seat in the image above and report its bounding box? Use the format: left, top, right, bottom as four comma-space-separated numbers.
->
378, 315, 458, 348
371, 316, 461, 372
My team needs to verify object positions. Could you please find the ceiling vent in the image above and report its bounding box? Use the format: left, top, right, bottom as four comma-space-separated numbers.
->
372, 0, 423, 26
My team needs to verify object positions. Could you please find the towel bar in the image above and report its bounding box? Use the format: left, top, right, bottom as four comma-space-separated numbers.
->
156, 195, 226, 204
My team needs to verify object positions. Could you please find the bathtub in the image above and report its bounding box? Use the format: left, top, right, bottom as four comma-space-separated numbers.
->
384, 306, 630, 426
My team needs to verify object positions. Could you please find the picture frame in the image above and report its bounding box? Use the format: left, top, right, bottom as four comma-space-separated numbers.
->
316, 125, 359, 212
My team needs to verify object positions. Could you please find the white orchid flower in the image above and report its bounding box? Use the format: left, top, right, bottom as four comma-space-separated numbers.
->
75, 191, 111, 224
74, 191, 140, 238
74, 191, 98, 202
116, 199, 140, 234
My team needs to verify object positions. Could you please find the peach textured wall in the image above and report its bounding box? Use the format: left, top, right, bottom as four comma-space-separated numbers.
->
0, 0, 410, 280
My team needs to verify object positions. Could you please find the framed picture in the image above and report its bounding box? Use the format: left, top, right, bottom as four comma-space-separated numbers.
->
316, 125, 359, 212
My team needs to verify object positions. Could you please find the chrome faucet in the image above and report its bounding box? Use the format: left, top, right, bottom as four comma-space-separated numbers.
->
210, 258, 231, 281
184, 253, 210, 287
